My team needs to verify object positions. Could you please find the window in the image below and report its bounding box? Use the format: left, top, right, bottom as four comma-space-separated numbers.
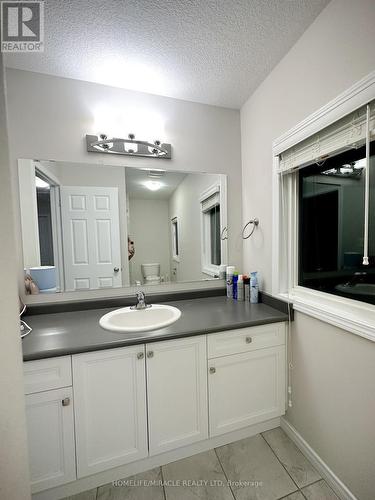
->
200, 186, 222, 276
171, 217, 179, 261
273, 73, 375, 340
298, 142, 374, 305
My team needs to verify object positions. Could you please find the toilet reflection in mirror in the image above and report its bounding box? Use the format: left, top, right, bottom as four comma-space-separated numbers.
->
17, 159, 228, 294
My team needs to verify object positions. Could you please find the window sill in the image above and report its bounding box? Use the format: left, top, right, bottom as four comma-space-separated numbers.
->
202, 265, 220, 278
279, 287, 375, 342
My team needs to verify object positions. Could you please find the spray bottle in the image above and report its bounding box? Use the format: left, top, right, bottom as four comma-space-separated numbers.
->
226, 266, 235, 298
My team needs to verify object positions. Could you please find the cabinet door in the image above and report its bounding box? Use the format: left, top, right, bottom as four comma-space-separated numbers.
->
72, 346, 148, 477
146, 335, 208, 456
25, 387, 76, 493
209, 346, 286, 437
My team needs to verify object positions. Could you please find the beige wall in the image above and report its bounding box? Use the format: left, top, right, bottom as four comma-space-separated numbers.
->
128, 198, 171, 284
240, 0, 375, 498
289, 312, 375, 500
0, 56, 31, 499
5, 69, 243, 297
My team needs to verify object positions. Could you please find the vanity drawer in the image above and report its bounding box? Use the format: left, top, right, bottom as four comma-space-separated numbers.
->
207, 322, 286, 359
24, 356, 72, 394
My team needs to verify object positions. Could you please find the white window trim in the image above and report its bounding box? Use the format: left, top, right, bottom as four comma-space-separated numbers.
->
272, 70, 375, 342
199, 179, 228, 277
171, 216, 180, 263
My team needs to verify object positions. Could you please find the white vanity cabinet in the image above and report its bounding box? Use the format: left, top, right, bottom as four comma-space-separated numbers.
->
207, 323, 286, 437
23, 357, 76, 493
72, 336, 208, 476
146, 335, 208, 455
72, 345, 148, 478
23, 320, 287, 494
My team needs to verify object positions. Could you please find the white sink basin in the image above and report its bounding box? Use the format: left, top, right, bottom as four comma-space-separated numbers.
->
99, 304, 181, 333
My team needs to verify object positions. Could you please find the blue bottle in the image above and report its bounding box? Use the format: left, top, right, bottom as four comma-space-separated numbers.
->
250, 272, 259, 304
233, 272, 238, 300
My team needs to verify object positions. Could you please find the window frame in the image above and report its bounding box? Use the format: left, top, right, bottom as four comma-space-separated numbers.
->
272, 70, 375, 342
199, 181, 227, 277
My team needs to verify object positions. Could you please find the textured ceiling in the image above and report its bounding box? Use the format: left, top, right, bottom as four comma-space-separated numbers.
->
126, 168, 187, 200
5, 0, 329, 108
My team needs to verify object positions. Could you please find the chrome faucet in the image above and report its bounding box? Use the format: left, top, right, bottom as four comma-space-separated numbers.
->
131, 291, 151, 310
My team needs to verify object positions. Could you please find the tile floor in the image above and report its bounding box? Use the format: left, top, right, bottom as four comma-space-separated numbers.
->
63, 428, 340, 500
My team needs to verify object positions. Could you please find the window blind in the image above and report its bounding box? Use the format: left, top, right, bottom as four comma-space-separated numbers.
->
201, 191, 220, 212
278, 101, 375, 174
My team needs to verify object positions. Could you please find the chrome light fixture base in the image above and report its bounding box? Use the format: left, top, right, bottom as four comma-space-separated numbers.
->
86, 134, 172, 159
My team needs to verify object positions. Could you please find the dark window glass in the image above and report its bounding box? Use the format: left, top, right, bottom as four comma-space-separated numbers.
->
299, 141, 375, 305
173, 220, 179, 256
36, 188, 54, 266
209, 205, 221, 266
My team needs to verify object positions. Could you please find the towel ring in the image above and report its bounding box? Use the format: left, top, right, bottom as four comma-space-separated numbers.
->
220, 226, 228, 240
242, 218, 259, 239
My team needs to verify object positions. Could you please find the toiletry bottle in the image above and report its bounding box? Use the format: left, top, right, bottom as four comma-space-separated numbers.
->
233, 272, 239, 300
244, 275, 250, 302
250, 271, 259, 304
226, 266, 235, 298
237, 274, 244, 301
219, 264, 227, 280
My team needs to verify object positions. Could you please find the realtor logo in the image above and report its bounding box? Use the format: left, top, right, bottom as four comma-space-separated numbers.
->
1, 1, 44, 52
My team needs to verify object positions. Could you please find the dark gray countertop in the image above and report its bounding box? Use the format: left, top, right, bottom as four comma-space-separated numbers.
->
22, 296, 289, 361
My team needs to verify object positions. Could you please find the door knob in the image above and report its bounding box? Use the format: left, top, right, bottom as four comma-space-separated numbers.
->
209, 367, 216, 374
62, 397, 70, 407
137, 352, 144, 360
114, 267, 119, 273
246, 336, 252, 344
147, 351, 154, 358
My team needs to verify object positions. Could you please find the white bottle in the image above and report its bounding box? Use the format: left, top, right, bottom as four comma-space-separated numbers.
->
237, 274, 244, 301
226, 266, 235, 298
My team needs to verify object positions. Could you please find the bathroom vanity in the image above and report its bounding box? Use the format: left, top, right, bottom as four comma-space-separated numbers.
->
16, 154, 290, 498
22, 296, 288, 499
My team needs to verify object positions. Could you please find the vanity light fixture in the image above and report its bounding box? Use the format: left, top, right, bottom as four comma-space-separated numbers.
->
86, 133, 172, 159
322, 161, 364, 179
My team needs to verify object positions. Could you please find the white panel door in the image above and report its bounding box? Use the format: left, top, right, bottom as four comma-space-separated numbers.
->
25, 387, 76, 493
72, 346, 148, 477
146, 336, 208, 456
60, 186, 122, 291
208, 346, 286, 437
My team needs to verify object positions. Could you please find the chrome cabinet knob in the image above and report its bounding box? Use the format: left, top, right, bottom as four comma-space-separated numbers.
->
62, 397, 70, 407
147, 351, 154, 358
246, 336, 252, 344
114, 267, 120, 273
209, 367, 216, 374
137, 352, 144, 360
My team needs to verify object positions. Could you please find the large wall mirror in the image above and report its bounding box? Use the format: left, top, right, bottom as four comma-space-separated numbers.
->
18, 159, 228, 296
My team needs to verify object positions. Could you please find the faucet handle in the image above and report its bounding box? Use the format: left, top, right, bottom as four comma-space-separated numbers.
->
131, 290, 151, 310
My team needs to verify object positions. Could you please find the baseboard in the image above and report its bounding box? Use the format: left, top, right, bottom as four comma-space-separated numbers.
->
32, 417, 280, 500
280, 417, 357, 500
